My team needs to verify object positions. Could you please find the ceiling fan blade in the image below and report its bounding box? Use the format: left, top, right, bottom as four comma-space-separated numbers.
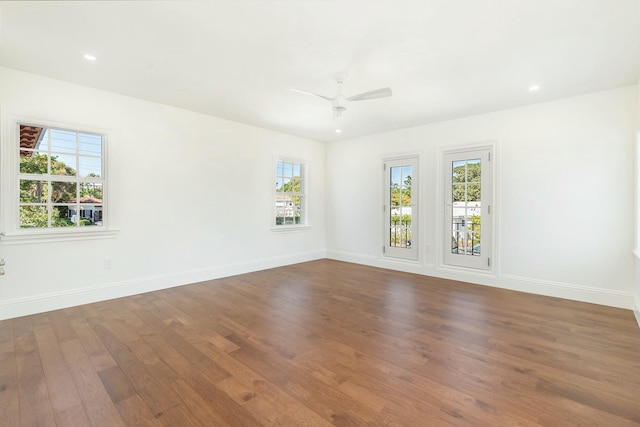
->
347, 87, 392, 102
290, 88, 333, 102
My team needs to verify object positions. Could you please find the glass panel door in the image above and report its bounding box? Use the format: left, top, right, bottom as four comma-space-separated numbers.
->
444, 149, 491, 269
384, 157, 418, 260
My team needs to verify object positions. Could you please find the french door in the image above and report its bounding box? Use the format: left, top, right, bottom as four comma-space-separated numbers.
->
443, 148, 492, 269
384, 157, 418, 260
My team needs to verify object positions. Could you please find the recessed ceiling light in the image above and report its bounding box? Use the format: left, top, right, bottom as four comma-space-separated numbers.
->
335, 129, 342, 133
83, 54, 97, 61
528, 85, 540, 92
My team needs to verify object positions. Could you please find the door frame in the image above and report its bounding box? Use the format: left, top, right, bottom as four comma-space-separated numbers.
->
438, 144, 495, 271
382, 154, 420, 261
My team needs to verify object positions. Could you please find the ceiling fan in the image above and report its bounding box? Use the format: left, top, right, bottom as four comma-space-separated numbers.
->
291, 73, 392, 118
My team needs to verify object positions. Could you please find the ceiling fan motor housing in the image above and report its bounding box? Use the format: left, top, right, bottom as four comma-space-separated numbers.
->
332, 97, 347, 112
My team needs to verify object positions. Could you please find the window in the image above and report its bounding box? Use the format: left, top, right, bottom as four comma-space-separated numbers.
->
274, 160, 305, 227
443, 147, 492, 269
17, 124, 105, 229
0, 118, 114, 243
383, 156, 418, 260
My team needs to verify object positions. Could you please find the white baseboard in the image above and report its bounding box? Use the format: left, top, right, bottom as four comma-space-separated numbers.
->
3, 249, 635, 321
326, 250, 635, 310
0, 250, 325, 321
634, 293, 640, 328
325, 250, 379, 268
495, 274, 634, 310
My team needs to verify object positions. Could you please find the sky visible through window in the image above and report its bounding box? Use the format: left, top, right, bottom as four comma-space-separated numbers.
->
37, 128, 102, 177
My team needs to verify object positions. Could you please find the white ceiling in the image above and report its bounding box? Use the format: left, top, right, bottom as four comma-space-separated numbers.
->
0, 1, 639, 142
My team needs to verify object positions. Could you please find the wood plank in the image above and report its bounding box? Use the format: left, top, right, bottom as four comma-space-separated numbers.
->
173, 324, 329, 425
114, 395, 164, 427
70, 316, 118, 372
13, 316, 56, 426
34, 325, 91, 426
93, 323, 183, 419
131, 350, 257, 427
59, 338, 126, 427
47, 309, 77, 343
97, 365, 137, 404
227, 332, 392, 426
3, 260, 640, 426
0, 319, 20, 426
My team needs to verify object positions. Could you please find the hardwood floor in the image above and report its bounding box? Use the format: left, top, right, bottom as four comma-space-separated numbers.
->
1, 259, 640, 426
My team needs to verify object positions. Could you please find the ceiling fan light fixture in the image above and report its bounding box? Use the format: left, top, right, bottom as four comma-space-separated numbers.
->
292, 73, 392, 118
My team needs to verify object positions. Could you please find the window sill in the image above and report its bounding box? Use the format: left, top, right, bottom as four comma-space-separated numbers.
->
0, 228, 119, 245
271, 225, 311, 234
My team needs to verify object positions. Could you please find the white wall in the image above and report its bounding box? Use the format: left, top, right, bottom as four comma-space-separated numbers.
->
326, 85, 638, 309
635, 76, 640, 325
0, 67, 326, 320
0, 65, 637, 320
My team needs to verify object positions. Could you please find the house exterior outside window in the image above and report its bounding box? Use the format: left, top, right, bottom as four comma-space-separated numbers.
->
17, 124, 105, 228
0, 117, 117, 244
274, 160, 305, 227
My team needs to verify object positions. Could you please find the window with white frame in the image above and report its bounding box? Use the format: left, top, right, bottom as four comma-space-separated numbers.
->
15, 123, 105, 229
274, 160, 305, 226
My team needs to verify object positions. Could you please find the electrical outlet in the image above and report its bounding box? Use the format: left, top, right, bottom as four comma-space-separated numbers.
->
0, 258, 5, 276
104, 257, 112, 269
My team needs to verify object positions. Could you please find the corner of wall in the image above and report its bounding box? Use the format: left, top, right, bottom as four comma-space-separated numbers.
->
633, 74, 639, 328
637, 75, 640, 127
327, 250, 635, 310
635, 292, 640, 329
0, 249, 326, 321
632, 251, 640, 328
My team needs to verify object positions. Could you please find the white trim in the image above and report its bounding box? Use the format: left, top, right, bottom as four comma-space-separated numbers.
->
326, 250, 634, 309
436, 141, 498, 273
1, 114, 118, 240
497, 273, 633, 309
635, 130, 640, 254
327, 250, 379, 268
3, 250, 634, 321
634, 292, 640, 328
272, 157, 308, 228
382, 155, 419, 261
0, 249, 326, 321
633, 130, 640, 328
0, 228, 119, 245
271, 225, 312, 233
435, 262, 498, 278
